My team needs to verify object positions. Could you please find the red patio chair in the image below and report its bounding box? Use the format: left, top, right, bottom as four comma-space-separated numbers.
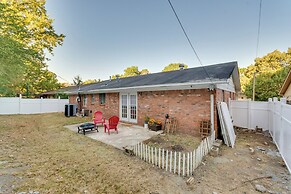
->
104, 116, 119, 135
93, 111, 105, 131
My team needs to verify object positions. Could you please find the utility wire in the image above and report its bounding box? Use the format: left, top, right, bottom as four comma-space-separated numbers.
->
256, 0, 263, 58
167, 0, 213, 84
57, 75, 70, 83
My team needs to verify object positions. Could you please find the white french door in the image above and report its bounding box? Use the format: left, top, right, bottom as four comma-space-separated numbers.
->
120, 93, 137, 123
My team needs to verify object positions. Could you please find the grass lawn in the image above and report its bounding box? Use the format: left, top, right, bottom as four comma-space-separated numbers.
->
0, 113, 186, 193
0, 113, 290, 193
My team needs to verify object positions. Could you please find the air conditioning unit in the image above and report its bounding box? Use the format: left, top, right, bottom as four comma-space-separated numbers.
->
65, 104, 77, 117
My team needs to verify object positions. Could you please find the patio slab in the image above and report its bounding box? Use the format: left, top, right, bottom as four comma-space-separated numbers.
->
64, 123, 163, 150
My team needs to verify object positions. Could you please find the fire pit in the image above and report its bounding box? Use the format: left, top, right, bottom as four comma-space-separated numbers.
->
78, 123, 98, 135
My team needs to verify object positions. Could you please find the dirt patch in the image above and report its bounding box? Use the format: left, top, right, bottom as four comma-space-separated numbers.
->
143, 133, 201, 152
0, 113, 290, 193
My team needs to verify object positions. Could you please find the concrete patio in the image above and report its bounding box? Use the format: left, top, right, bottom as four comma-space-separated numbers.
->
64, 123, 163, 149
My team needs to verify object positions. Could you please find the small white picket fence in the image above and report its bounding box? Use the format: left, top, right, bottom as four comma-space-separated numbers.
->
132, 135, 213, 177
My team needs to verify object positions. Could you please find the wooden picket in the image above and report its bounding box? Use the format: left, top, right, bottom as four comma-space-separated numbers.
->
132, 135, 213, 177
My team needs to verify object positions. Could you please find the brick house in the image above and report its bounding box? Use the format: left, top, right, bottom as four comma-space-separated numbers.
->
66, 61, 240, 137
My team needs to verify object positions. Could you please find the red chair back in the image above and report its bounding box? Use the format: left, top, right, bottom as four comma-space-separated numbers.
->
94, 111, 103, 121
108, 116, 119, 128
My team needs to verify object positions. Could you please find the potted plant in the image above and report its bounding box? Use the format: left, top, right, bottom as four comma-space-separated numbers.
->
144, 116, 150, 129
148, 118, 162, 131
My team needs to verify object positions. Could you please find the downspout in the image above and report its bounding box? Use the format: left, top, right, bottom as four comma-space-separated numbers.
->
210, 93, 215, 141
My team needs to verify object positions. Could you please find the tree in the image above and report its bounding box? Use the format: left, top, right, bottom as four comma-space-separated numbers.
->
0, 0, 65, 55
123, 66, 141, 77
140, 69, 150, 75
242, 48, 291, 100
244, 66, 290, 101
73, 75, 83, 86
162, 63, 188, 72
17, 68, 61, 97
0, 0, 65, 96
83, 79, 101, 85
112, 66, 150, 78
0, 36, 43, 96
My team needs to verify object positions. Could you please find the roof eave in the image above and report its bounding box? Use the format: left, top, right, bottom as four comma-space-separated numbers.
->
66, 80, 228, 95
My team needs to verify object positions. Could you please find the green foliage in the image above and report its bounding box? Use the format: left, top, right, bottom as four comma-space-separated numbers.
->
0, 0, 64, 96
18, 68, 61, 97
140, 69, 150, 75
244, 66, 291, 101
0, 0, 65, 54
241, 48, 291, 101
112, 66, 150, 78
162, 63, 188, 72
83, 79, 101, 85
55, 93, 69, 99
0, 35, 44, 96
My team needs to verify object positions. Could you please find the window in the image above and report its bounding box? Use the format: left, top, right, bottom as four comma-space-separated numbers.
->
91, 94, 95, 104
99, 93, 106, 105
83, 95, 87, 107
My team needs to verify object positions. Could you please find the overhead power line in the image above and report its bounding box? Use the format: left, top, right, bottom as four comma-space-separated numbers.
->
57, 75, 70, 83
166, 0, 213, 84
256, 0, 263, 58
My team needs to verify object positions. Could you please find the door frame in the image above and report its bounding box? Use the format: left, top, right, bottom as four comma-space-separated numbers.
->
119, 92, 138, 123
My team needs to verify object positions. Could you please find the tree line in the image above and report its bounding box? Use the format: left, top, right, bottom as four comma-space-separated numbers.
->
1, 1, 289, 100
73, 63, 189, 85
240, 48, 291, 101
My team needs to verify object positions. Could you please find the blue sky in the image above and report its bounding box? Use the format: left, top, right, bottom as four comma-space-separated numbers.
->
45, 0, 291, 83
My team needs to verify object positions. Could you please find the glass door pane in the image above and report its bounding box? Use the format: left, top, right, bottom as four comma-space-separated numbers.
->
121, 94, 128, 119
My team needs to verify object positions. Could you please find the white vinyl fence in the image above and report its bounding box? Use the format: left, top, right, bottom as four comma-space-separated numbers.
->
229, 98, 291, 173
0, 96, 69, 115
132, 135, 213, 177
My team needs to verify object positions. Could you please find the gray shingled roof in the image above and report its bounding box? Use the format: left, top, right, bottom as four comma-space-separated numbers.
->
66, 61, 240, 94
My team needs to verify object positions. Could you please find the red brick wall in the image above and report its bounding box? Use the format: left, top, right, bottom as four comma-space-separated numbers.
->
69, 93, 119, 119
137, 89, 211, 136
68, 89, 237, 137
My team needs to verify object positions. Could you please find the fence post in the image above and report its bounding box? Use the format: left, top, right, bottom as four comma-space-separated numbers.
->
178, 152, 181, 176
158, 148, 161, 168
193, 150, 196, 170
148, 146, 151, 163
190, 151, 193, 175
19, 94, 22, 114
170, 151, 172, 173
152, 147, 155, 164
182, 153, 185, 176
141, 143, 143, 159
187, 152, 190, 176
268, 98, 272, 132
143, 144, 146, 160
40, 97, 43, 113
248, 100, 252, 129
155, 147, 157, 166
58, 96, 62, 112
162, 149, 165, 169
174, 151, 177, 174
166, 150, 169, 171
146, 145, 148, 162
279, 98, 285, 149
